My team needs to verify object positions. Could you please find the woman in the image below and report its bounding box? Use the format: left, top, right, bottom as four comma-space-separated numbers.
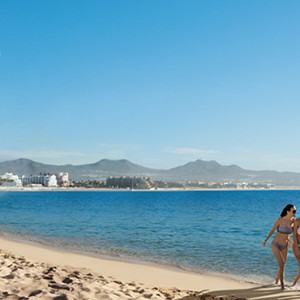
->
292, 215, 300, 286
263, 204, 296, 290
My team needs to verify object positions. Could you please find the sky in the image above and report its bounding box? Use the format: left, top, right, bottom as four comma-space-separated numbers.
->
1, 0, 300, 172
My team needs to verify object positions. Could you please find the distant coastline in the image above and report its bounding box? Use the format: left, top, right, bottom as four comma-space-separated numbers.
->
2, 158, 300, 188
1, 186, 300, 192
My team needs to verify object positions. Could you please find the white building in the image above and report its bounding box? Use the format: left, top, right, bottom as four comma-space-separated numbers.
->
0, 173, 23, 187
56, 172, 70, 187
21, 174, 58, 187
31, 175, 45, 185
45, 175, 58, 187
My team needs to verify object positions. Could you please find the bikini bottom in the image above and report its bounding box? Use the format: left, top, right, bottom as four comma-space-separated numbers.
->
272, 240, 288, 251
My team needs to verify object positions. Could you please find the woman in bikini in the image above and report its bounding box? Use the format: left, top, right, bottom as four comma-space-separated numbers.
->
263, 204, 296, 290
292, 215, 300, 286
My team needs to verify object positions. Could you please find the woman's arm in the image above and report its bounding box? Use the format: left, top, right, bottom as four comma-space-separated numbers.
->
263, 219, 280, 247
293, 219, 300, 256
293, 219, 298, 242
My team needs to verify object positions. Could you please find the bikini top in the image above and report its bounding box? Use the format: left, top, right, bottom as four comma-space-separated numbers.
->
277, 225, 293, 234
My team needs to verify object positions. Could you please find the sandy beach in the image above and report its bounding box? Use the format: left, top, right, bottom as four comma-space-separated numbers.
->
0, 237, 300, 299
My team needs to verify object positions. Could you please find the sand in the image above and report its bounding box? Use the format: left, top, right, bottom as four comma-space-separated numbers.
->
0, 237, 299, 299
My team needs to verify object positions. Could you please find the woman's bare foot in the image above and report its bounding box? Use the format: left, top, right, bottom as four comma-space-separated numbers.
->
292, 273, 300, 286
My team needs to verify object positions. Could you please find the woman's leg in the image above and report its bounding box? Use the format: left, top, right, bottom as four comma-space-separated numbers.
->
292, 244, 300, 286
293, 271, 300, 286
281, 248, 289, 286
271, 244, 286, 289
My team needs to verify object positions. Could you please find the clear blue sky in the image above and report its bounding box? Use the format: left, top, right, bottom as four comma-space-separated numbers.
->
1, 0, 300, 171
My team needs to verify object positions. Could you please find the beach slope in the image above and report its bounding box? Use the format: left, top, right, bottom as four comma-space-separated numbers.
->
0, 237, 298, 299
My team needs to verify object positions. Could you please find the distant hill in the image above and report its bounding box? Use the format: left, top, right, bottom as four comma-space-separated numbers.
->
164, 159, 300, 185
166, 160, 244, 181
1, 158, 300, 186
0, 158, 161, 181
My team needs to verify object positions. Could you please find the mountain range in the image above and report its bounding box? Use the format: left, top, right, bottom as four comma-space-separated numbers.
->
1, 158, 300, 186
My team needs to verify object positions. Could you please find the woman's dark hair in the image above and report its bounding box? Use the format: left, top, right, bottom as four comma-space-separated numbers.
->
280, 204, 295, 218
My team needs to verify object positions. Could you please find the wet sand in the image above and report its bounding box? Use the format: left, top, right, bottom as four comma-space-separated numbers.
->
1, 237, 299, 299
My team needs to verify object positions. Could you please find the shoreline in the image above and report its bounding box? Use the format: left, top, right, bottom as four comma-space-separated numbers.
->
2, 186, 300, 192
0, 235, 253, 292
1, 236, 300, 299
0, 231, 272, 287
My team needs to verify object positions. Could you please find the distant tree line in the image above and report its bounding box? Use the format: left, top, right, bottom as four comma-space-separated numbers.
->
71, 180, 106, 188
70, 176, 273, 190
71, 176, 185, 189
0, 179, 14, 185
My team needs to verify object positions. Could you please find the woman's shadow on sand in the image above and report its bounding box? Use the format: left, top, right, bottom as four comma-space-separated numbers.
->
178, 284, 300, 300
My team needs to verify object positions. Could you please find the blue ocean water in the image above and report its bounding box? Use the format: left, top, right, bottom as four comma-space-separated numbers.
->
0, 190, 299, 284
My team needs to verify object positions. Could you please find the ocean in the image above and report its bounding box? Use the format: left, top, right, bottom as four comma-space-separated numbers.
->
0, 190, 299, 284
